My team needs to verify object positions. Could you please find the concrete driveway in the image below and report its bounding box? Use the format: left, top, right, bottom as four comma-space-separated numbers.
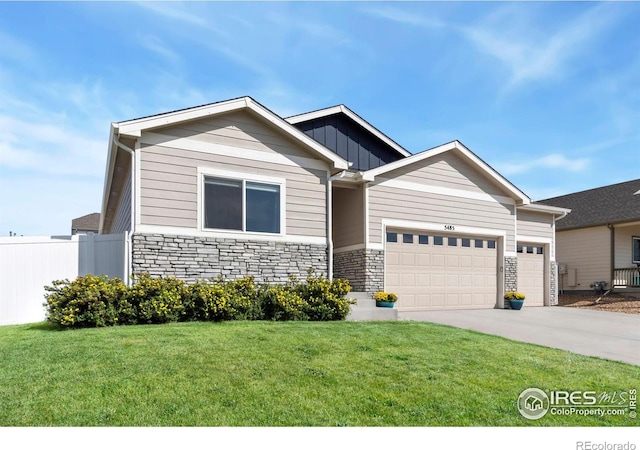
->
399, 307, 640, 366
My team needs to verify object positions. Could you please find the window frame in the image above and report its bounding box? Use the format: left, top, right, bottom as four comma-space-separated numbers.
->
198, 167, 286, 236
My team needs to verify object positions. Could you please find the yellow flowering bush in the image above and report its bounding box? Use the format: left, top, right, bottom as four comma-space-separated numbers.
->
128, 274, 186, 324
44, 275, 127, 327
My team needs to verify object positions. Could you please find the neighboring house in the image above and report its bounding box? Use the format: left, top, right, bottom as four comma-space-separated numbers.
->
538, 179, 640, 293
71, 213, 100, 235
100, 96, 568, 311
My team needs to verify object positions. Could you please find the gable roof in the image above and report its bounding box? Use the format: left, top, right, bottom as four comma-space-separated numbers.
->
361, 140, 532, 205
286, 105, 412, 158
113, 96, 349, 171
537, 179, 640, 230
72, 213, 100, 232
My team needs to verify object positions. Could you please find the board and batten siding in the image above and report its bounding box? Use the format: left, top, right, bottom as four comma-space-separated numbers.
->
137, 110, 329, 238
555, 226, 610, 290
332, 185, 365, 248
368, 153, 516, 249
110, 170, 132, 234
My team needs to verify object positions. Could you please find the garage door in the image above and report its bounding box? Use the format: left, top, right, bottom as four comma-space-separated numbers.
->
517, 244, 545, 306
385, 229, 498, 311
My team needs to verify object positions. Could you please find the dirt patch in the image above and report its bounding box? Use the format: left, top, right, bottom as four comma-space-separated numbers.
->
558, 293, 640, 315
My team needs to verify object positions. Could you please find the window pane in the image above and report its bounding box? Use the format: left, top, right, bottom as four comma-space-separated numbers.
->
462, 238, 471, 248
537, 246, 544, 255
403, 233, 413, 244
527, 246, 534, 254
204, 177, 242, 230
434, 236, 443, 246
246, 182, 280, 233
633, 238, 640, 263
448, 237, 457, 247
419, 235, 428, 245
517, 245, 523, 253
475, 239, 483, 248
487, 240, 496, 249
386, 232, 397, 243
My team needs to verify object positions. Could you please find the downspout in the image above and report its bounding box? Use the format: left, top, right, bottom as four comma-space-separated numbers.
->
608, 223, 615, 290
113, 136, 136, 285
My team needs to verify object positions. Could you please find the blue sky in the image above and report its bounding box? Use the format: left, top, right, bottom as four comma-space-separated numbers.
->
0, 2, 639, 236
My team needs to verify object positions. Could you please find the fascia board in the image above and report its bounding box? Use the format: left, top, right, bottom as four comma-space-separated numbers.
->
518, 203, 572, 215
99, 124, 117, 234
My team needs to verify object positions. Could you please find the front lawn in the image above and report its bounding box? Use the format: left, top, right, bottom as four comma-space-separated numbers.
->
0, 321, 637, 426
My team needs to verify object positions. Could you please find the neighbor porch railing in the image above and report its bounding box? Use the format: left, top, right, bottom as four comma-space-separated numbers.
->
613, 267, 640, 288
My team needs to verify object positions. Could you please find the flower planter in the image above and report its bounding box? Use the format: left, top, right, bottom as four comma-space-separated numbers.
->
376, 301, 395, 308
509, 299, 525, 310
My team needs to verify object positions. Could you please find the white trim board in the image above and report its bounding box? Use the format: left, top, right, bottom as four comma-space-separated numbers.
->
333, 244, 367, 254
372, 177, 515, 206
134, 225, 327, 245
516, 235, 553, 245
381, 219, 508, 239
142, 131, 330, 172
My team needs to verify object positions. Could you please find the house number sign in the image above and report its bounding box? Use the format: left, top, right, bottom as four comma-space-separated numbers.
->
444, 224, 456, 231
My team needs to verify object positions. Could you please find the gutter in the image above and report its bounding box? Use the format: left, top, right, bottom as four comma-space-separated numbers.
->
608, 223, 615, 290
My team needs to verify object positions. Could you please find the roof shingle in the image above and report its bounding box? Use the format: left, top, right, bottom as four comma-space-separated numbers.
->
537, 179, 640, 230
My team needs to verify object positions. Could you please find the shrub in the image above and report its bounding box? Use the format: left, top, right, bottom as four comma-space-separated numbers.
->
183, 276, 261, 322
127, 274, 186, 324
290, 273, 354, 321
44, 275, 128, 327
373, 292, 398, 303
258, 285, 308, 321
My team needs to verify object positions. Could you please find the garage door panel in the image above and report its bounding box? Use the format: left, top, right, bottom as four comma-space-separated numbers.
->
517, 247, 544, 307
386, 230, 498, 311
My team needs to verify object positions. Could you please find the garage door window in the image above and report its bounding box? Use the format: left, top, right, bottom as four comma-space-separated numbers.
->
403, 233, 414, 244
517, 245, 523, 253
537, 247, 544, 254
434, 236, 444, 246
527, 246, 534, 254
386, 232, 398, 243
488, 240, 496, 249
462, 238, 471, 247
419, 235, 428, 245
475, 239, 483, 248
448, 237, 457, 247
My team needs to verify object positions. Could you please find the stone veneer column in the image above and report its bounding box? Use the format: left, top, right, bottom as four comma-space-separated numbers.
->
131, 233, 327, 283
333, 248, 384, 294
549, 261, 558, 306
503, 256, 518, 309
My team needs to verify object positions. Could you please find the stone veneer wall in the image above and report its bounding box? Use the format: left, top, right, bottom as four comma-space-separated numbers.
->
333, 248, 384, 294
131, 233, 327, 283
503, 256, 518, 309
549, 261, 558, 306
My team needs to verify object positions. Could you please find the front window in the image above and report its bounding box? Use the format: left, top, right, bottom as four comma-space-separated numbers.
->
633, 237, 640, 264
203, 175, 281, 234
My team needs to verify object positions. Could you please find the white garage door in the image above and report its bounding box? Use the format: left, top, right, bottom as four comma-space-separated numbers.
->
517, 244, 545, 307
385, 229, 498, 311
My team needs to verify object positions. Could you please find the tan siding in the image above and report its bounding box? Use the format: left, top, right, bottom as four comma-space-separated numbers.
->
614, 225, 640, 268
517, 210, 554, 239
332, 186, 364, 248
368, 185, 515, 249
111, 170, 132, 233
157, 110, 313, 160
382, 152, 508, 197
555, 227, 610, 291
138, 114, 328, 237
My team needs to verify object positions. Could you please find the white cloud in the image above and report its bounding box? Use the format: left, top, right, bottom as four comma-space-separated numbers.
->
496, 153, 590, 176
139, 35, 180, 62
361, 6, 445, 28
459, 4, 621, 90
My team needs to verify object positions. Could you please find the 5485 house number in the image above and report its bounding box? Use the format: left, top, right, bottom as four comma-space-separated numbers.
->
444, 225, 456, 231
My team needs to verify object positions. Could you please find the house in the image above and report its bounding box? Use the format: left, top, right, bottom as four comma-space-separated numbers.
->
538, 179, 640, 293
71, 213, 100, 235
99, 96, 569, 311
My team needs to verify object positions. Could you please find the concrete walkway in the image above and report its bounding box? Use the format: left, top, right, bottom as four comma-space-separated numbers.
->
399, 307, 640, 366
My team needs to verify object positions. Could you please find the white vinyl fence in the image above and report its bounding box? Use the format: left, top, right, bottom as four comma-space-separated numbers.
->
0, 233, 129, 326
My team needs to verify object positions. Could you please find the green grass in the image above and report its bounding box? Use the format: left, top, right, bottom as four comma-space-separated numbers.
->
0, 321, 638, 426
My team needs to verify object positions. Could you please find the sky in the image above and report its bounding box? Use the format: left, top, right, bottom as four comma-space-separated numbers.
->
0, 1, 639, 236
